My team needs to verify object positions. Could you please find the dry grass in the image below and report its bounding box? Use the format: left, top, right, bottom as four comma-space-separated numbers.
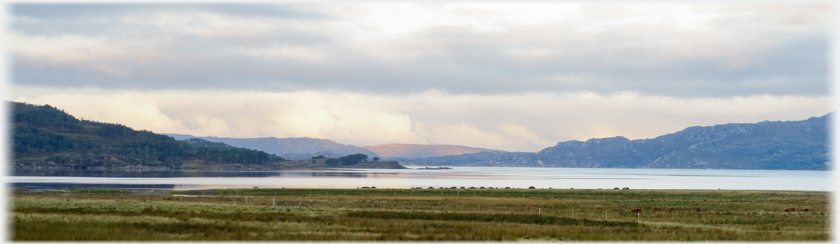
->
9, 188, 830, 241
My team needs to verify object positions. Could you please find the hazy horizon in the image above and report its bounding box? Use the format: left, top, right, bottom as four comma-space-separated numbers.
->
153, 110, 829, 153
7, 2, 831, 152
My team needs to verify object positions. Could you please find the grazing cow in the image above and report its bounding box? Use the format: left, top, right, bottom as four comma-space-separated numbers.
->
783, 208, 795, 212
667, 207, 674, 212
631, 208, 642, 213
652, 207, 658, 211
696, 207, 701, 212
803, 209, 810, 212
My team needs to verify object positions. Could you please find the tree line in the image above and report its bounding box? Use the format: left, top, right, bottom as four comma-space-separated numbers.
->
11, 101, 287, 169
324, 153, 380, 167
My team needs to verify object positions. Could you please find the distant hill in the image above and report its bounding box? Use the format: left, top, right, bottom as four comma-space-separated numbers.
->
395, 151, 505, 166
162, 134, 379, 160
361, 143, 504, 159
181, 138, 233, 148
402, 114, 831, 170
10, 102, 287, 170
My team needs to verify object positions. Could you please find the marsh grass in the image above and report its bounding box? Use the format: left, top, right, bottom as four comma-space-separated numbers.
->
10, 188, 830, 241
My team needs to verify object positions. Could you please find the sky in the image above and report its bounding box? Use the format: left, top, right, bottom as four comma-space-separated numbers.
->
6, 2, 834, 152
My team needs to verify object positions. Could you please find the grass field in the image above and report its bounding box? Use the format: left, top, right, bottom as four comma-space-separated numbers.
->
9, 188, 831, 241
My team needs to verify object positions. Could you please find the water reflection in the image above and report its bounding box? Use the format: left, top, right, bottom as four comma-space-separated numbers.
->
11, 182, 177, 190
8, 167, 831, 191
12, 169, 398, 178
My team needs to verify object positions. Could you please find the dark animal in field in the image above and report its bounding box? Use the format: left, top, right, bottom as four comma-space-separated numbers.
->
803, 209, 810, 212
652, 207, 658, 211
631, 208, 642, 213
783, 208, 795, 212
667, 207, 674, 212
696, 207, 701, 212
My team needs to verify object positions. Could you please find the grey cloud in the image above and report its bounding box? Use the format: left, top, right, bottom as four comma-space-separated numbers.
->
191, 4, 330, 19
10, 4, 330, 45
10, 4, 828, 98
354, 24, 827, 97
12, 4, 328, 20
12, 4, 135, 19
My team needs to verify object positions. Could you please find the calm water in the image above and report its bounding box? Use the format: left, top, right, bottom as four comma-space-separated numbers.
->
9, 167, 833, 191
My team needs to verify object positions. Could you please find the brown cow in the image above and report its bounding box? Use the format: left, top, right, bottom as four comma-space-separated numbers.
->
667, 207, 674, 212
652, 207, 658, 211
631, 208, 642, 213
696, 207, 701, 212
802, 209, 810, 212
783, 208, 795, 212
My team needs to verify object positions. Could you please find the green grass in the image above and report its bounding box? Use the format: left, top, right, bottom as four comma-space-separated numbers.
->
10, 188, 830, 241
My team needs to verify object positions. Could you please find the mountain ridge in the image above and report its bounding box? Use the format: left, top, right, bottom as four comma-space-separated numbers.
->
361, 143, 504, 159
162, 134, 379, 160
403, 114, 830, 170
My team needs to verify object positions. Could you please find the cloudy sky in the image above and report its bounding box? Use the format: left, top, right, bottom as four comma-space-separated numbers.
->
7, 2, 833, 152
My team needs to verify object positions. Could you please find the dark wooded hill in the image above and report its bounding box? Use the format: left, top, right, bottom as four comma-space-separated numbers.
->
10, 101, 287, 170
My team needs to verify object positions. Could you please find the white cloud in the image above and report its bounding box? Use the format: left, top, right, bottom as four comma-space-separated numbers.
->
11, 86, 831, 152
10, 33, 110, 64
10, 3, 829, 97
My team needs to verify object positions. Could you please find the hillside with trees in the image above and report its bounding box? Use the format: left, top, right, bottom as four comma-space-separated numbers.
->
11, 102, 288, 170
398, 114, 830, 170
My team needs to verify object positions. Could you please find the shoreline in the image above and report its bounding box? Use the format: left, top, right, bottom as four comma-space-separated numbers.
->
8, 184, 831, 193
